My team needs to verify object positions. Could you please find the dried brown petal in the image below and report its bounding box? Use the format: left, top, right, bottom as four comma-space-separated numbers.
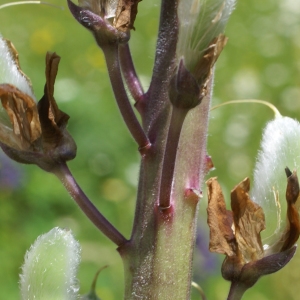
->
206, 177, 236, 256
0, 84, 41, 150
113, 0, 141, 31
3, 39, 33, 91
279, 169, 300, 252
231, 178, 265, 263
38, 52, 70, 149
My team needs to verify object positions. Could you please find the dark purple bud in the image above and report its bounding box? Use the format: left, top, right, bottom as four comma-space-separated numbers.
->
169, 59, 201, 110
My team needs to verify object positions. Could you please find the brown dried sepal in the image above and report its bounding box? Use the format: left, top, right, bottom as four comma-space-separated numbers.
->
204, 154, 214, 174
231, 178, 265, 264
193, 34, 228, 97
113, 0, 141, 31
38, 52, 71, 150
278, 168, 300, 252
3, 39, 33, 90
206, 177, 236, 256
0, 84, 41, 150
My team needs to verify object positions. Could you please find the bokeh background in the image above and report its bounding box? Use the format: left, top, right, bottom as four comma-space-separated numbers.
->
1, 0, 300, 299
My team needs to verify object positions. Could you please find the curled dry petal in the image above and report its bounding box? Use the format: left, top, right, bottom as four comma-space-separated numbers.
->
281, 169, 300, 251
77, 0, 140, 31
206, 177, 236, 256
269, 168, 300, 253
36, 52, 77, 165
231, 178, 265, 263
114, 0, 141, 31
38, 52, 70, 149
2, 39, 33, 93
68, 0, 129, 46
0, 36, 35, 99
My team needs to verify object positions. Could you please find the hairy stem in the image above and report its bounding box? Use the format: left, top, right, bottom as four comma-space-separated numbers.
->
53, 163, 127, 246
148, 0, 178, 97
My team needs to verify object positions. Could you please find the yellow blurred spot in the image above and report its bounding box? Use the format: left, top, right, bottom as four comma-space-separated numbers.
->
97, 287, 114, 300
146, 18, 158, 36
102, 178, 130, 202
30, 22, 65, 54
30, 28, 55, 54
85, 45, 105, 70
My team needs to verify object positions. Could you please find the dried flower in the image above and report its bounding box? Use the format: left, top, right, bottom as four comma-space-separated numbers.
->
67, 0, 141, 48
205, 112, 300, 296
206, 170, 298, 292
0, 36, 76, 171
78, 0, 140, 31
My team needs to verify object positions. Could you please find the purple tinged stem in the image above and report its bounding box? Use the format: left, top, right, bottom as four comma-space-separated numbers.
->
53, 163, 127, 246
159, 106, 189, 208
102, 44, 150, 149
148, 0, 178, 96
119, 43, 144, 102
227, 282, 248, 300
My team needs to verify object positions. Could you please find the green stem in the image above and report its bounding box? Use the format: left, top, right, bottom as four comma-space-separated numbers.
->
119, 76, 213, 299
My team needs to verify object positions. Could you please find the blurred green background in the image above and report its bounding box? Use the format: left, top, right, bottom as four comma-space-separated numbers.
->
1, 0, 300, 299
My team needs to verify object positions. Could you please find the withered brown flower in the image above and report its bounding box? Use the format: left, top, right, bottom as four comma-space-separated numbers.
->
78, 0, 140, 31
206, 168, 299, 294
0, 39, 76, 171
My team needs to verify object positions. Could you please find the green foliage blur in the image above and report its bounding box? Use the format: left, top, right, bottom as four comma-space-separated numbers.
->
0, 0, 300, 299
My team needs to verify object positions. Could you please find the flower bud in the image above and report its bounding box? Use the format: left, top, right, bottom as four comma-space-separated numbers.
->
251, 116, 300, 240
177, 0, 235, 73
175, 0, 234, 101
169, 59, 201, 109
20, 227, 81, 300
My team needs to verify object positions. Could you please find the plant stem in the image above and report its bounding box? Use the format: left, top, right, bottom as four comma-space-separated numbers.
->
53, 163, 127, 246
149, 0, 179, 92
159, 106, 189, 208
119, 77, 213, 300
119, 43, 144, 103
227, 282, 248, 300
102, 43, 150, 150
